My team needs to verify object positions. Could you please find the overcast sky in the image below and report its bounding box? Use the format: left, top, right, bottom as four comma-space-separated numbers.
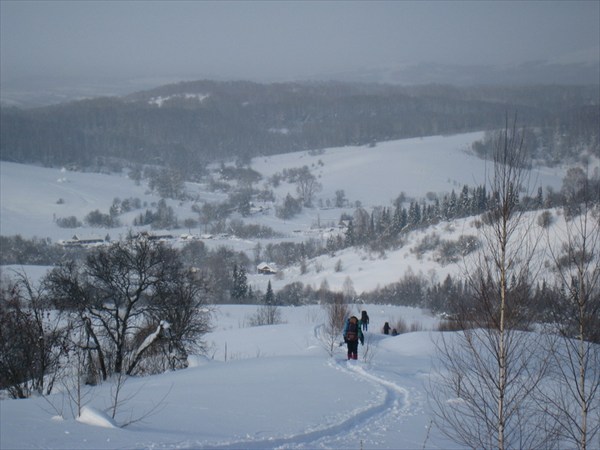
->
1, 0, 599, 83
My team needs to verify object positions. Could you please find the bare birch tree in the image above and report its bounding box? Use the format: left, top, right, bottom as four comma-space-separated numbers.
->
321, 293, 349, 356
431, 116, 553, 449
542, 164, 600, 450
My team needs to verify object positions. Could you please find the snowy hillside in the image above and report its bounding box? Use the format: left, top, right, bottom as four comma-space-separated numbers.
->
1, 132, 567, 242
0, 132, 568, 292
0, 132, 597, 449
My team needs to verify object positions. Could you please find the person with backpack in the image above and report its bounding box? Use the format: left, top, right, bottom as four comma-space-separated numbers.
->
360, 310, 369, 332
383, 321, 391, 335
343, 315, 364, 360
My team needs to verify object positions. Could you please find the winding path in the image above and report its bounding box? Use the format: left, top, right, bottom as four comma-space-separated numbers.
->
198, 336, 415, 449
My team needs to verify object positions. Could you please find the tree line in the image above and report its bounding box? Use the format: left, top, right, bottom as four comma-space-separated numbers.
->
1, 81, 597, 171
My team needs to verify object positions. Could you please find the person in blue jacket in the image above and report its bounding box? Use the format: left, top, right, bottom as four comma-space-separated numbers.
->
343, 315, 364, 360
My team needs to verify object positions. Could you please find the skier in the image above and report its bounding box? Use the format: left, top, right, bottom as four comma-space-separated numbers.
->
343, 315, 364, 360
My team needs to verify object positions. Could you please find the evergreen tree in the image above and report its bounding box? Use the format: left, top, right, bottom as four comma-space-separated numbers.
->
470, 186, 482, 214
276, 193, 302, 219
352, 208, 370, 245
536, 186, 543, 209
247, 285, 256, 303
424, 204, 436, 224
459, 185, 470, 216
421, 203, 428, 224
381, 207, 391, 232
408, 201, 421, 225
265, 280, 275, 306
393, 207, 408, 233
326, 235, 337, 255
432, 198, 441, 221
369, 212, 376, 239
392, 206, 402, 234
344, 218, 355, 246
155, 198, 177, 229
447, 189, 458, 219
231, 264, 248, 303
478, 185, 488, 212
252, 280, 281, 325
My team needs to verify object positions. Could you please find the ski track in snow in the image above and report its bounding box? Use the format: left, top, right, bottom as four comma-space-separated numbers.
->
301, 360, 413, 449
169, 344, 413, 449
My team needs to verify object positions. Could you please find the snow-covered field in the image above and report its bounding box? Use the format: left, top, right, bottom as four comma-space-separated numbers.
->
0, 131, 566, 244
1, 304, 462, 450
0, 132, 589, 449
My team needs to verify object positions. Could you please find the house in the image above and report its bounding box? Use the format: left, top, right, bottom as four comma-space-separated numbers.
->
257, 262, 277, 275
338, 219, 351, 230
134, 231, 174, 242
60, 234, 105, 247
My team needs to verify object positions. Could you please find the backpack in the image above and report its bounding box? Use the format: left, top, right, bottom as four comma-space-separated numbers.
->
346, 317, 359, 342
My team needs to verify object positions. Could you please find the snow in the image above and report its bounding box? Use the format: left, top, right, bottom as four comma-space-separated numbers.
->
76, 407, 118, 429
1, 304, 461, 449
0, 131, 566, 244
250, 132, 564, 206
0, 162, 162, 242
0, 132, 591, 449
149, 93, 210, 106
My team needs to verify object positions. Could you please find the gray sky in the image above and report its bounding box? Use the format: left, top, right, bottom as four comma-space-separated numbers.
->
1, 0, 599, 83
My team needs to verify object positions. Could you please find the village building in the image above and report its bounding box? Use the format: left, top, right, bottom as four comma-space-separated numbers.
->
257, 262, 277, 275
60, 234, 106, 247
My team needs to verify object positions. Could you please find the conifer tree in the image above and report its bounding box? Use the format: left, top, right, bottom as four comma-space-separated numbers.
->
459, 185, 470, 216
447, 190, 458, 219
265, 280, 275, 306
408, 201, 421, 225
432, 198, 441, 221
344, 220, 355, 246
231, 264, 248, 303
536, 186, 544, 208
392, 206, 402, 234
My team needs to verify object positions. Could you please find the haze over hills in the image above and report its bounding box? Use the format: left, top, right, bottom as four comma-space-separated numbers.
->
2, 58, 599, 108
327, 59, 600, 86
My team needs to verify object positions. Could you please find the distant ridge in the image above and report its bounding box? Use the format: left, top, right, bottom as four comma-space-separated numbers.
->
1, 80, 598, 170
2, 58, 598, 108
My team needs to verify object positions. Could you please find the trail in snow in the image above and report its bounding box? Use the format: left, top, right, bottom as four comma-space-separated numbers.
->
183, 352, 414, 449
306, 360, 414, 449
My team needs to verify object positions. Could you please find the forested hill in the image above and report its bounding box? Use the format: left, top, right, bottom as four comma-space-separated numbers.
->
1, 80, 598, 173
